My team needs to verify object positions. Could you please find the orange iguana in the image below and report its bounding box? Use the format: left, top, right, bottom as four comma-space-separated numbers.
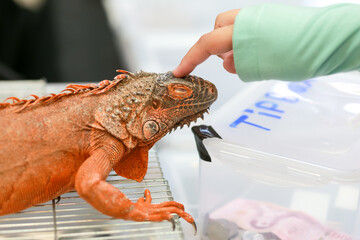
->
0, 70, 217, 231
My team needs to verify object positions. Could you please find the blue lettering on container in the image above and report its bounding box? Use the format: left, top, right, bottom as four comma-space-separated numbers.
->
255, 101, 284, 113
230, 80, 314, 131
265, 92, 298, 103
288, 79, 314, 93
229, 114, 271, 131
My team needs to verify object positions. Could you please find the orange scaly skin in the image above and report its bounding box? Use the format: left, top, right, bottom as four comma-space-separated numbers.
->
0, 70, 217, 231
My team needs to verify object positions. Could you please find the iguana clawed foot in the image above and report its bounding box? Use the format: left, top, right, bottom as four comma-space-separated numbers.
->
128, 189, 197, 234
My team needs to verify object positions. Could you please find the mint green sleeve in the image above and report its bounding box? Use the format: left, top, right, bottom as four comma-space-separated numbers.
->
233, 4, 360, 82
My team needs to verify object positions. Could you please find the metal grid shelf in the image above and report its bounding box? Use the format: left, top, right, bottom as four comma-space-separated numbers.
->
0, 149, 184, 240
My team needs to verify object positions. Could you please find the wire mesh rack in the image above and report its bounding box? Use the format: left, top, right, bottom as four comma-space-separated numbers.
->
0, 149, 184, 240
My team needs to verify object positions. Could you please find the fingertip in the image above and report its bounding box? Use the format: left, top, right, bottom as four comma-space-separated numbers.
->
223, 61, 237, 74
172, 65, 188, 78
222, 50, 237, 74
172, 67, 181, 78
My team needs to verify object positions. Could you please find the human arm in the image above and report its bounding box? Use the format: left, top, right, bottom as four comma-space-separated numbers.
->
234, 3, 360, 81
173, 4, 360, 82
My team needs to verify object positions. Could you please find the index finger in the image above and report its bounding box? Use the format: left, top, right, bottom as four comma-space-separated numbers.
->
173, 25, 233, 77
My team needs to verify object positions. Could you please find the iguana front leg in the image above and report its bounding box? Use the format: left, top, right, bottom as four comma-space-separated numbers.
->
75, 142, 195, 230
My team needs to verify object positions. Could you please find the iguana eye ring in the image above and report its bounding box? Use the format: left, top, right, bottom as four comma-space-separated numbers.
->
143, 120, 160, 140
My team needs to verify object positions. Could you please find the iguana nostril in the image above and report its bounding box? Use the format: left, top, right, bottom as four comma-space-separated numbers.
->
207, 86, 217, 97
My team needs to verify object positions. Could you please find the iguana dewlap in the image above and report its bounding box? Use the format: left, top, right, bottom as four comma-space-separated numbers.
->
0, 70, 217, 231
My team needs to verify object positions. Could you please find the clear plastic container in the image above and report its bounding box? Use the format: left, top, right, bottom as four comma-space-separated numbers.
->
193, 73, 360, 240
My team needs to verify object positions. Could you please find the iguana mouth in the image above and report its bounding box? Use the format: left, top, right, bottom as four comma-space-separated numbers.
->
169, 108, 210, 133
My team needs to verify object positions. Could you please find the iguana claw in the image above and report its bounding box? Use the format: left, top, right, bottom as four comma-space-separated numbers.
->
170, 216, 197, 235
54, 196, 61, 204
192, 221, 197, 235
170, 216, 176, 231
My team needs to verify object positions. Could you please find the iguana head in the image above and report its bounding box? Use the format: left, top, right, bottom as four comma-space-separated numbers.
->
96, 71, 217, 149
137, 72, 217, 145
94, 70, 217, 182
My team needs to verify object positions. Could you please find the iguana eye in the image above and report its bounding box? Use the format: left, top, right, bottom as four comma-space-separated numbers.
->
174, 87, 187, 94
143, 120, 159, 140
168, 84, 193, 100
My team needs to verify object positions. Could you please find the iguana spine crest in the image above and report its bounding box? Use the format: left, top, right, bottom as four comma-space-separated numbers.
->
0, 70, 137, 112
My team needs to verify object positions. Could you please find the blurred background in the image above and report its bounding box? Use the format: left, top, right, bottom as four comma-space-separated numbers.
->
1, 0, 358, 238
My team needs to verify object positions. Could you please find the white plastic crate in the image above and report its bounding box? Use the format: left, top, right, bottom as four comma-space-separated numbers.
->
193, 73, 360, 240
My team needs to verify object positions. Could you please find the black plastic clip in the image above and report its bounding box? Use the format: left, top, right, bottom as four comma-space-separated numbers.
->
191, 125, 221, 162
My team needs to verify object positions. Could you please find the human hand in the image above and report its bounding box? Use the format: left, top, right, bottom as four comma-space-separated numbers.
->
173, 9, 240, 77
